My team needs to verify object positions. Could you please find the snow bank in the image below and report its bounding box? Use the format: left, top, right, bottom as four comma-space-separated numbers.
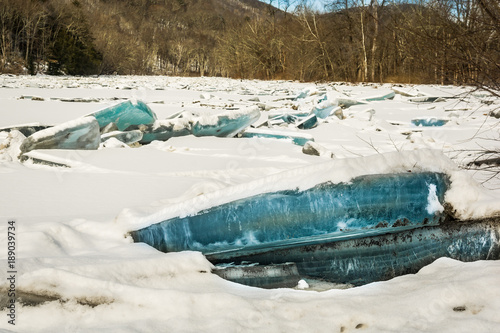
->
118, 149, 500, 231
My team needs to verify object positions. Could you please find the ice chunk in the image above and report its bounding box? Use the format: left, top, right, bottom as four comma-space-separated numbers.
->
19, 150, 72, 167
139, 118, 192, 144
59, 97, 101, 103
19, 116, 100, 153
296, 114, 318, 129
267, 110, 312, 127
100, 137, 130, 149
19, 95, 45, 101
239, 128, 314, 146
302, 141, 334, 158
267, 110, 310, 118
294, 87, 318, 100
100, 122, 119, 134
0, 123, 53, 137
212, 263, 300, 289
191, 106, 260, 137
269, 113, 299, 124
131, 172, 449, 256
411, 118, 449, 127
312, 99, 338, 119
409, 96, 445, 103
257, 102, 282, 111
101, 130, 143, 145
336, 98, 367, 108
89, 100, 157, 131
363, 91, 395, 101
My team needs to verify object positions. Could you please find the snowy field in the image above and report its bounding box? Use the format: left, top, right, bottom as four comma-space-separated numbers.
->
0, 75, 500, 332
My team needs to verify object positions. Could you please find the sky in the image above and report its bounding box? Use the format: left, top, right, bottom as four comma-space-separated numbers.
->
269, 0, 328, 12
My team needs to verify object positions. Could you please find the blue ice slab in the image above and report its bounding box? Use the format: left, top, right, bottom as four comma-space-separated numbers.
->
192, 108, 261, 138
19, 116, 100, 153
296, 114, 318, 129
90, 100, 157, 131
268, 110, 310, 124
239, 129, 314, 146
411, 118, 449, 127
131, 172, 449, 256
312, 104, 336, 119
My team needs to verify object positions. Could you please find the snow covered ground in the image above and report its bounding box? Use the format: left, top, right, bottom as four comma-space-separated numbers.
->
0, 75, 499, 332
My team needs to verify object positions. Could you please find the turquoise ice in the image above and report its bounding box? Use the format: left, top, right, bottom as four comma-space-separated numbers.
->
239, 128, 314, 146
192, 107, 261, 137
131, 172, 449, 255
412, 118, 449, 127
90, 100, 157, 131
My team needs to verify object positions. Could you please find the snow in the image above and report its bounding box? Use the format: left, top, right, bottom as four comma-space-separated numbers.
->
0, 75, 499, 332
426, 184, 445, 214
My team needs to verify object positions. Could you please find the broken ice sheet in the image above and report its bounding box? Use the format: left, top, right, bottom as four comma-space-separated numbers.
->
296, 114, 318, 129
363, 91, 395, 102
19, 116, 100, 153
0, 123, 53, 137
191, 106, 261, 137
239, 128, 314, 146
336, 98, 367, 108
411, 118, 449, 127
312, 100, 338, 119
409, 96, 446, 103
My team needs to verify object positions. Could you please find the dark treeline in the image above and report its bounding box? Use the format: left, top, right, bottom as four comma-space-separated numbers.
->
0, 0, 498, 88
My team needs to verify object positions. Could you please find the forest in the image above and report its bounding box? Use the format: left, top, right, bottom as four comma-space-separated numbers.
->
0, 0, 498, 89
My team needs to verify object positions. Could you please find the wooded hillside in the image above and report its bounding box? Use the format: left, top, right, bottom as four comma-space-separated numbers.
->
0, 0, 498, 88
